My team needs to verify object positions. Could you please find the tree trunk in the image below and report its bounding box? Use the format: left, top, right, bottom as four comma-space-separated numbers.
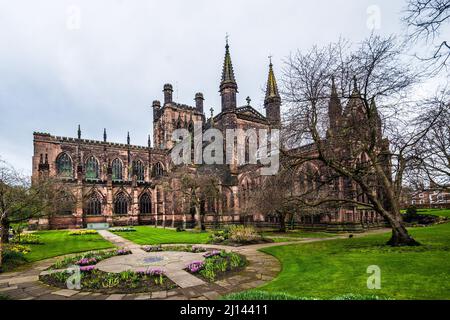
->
195, 206, 203, 230
385, 215, 420, 246
1, 219, 10, 244
278, 212, 287, 233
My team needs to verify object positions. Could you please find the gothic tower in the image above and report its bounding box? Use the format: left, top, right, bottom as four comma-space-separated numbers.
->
220, 39, 238, 112
328, 76, 342, 131
264, 59, 281, 126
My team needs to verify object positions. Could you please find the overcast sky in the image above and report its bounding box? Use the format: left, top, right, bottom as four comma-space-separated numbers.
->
0, 0, 434, 173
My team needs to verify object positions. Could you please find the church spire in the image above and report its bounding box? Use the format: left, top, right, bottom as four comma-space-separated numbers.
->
264, 58, 281, 126
265, 57, 280, 100
220, 36, 238, 111
221, 36, 237, 86
328, 75, 342, 131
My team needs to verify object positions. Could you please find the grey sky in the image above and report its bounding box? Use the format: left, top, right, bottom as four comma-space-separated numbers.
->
0, 0, 424, 173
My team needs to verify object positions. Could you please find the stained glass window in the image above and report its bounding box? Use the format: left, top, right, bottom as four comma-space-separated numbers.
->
133, 160, 145, 181
84, 193, 102, 215
114, 192, 128, 215
56, 153, 72, 177
85, 156, 99, 179
112, 158, 123, 180
139, 193, 152, 214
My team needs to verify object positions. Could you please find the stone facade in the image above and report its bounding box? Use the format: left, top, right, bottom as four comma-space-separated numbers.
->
31, 41, 387, 231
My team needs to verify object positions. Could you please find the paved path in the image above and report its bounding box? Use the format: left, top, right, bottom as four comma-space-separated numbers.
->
0, 228, 390, 300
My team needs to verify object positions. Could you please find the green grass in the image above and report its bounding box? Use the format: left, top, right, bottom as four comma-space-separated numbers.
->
112, 226, 210, 245
2, 230, 114, 271
401, 208, 450, 218
262, 230, 338, 242
223, 290, 391, 300
253, 223, 450, 300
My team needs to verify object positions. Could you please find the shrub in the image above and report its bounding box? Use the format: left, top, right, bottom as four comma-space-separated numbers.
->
208, 229, 229, 243
228, 225, 261, 244
176, 226, 185, 232
68, 229, 98, 236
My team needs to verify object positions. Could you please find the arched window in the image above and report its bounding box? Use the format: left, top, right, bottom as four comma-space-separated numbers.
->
153, 162, 164, 177
114, 192, 129, 215
56, 153, 72, 177
112, 158, 123, 181
85, 156, 99, 179
139, 193, 152, 215
84, 192, 102, 215
133, 160, 145, 181
55, 191, 75, 215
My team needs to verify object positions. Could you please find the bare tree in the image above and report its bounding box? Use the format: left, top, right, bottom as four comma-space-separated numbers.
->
251, 165, 326, 232
0, 159, 65, 269
282, 34, 440, 246
409, 89, 450, 188
166, 166, 220, 230
404, 0, 450, 72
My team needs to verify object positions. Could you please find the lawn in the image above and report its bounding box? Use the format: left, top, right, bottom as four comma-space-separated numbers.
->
401, 208, 450, 218
250, 223, 450, 300
2, 230, 114, 271
112, 226, 210, 245
262, 230, 338, 242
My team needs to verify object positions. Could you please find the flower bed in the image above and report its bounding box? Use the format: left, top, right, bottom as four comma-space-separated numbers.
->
185, 250, 247, 282
49, 249, 131, 270
68, 230, 98, 236
39, 268, 176, 293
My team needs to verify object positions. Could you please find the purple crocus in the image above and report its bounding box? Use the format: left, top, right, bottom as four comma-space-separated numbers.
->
186, 261, 204, 273
79, 265, 96, 272
76, 258, 97, 266
203, 250, 221, 258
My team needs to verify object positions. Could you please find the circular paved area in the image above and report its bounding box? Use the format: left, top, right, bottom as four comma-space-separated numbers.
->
96, 251, 205, 273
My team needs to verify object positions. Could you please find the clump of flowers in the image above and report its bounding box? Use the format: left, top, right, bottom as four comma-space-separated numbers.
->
186, 261, 204, 273
76, 257, 97, 266
79, 265, 96, 272
191, 245, 206, 253
142, 244, 162, 252
136, 268, 165, 276
116, 248, 132, 255
68, 230, 98, 236
203, 250, 221, 258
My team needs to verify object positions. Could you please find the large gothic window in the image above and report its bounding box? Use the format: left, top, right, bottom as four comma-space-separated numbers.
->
133, 160, 145, 181
84, 192, 102, 215
56, 153, 73, 177
139, 193, 152, 215
112, 158, 123, 181
55, 191, 75, 215
85, 156, 99, 179
153, 162, 164, 177
114, 192, 129, 215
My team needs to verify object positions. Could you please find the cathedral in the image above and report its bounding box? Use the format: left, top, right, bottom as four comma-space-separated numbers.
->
31, 41, 386, 232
